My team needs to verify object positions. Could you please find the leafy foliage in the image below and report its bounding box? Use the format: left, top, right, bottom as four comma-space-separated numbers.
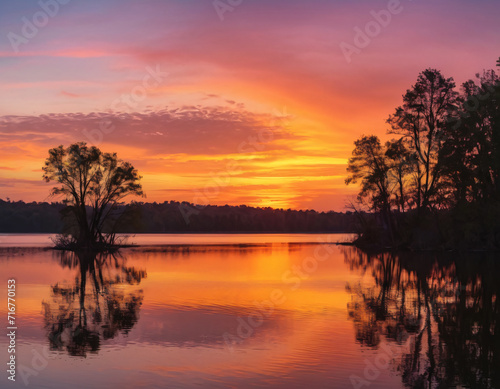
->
42, 142, 143, 249
346, 135, 391, 212
346, 59, 500, 249
387, 69, 459, 210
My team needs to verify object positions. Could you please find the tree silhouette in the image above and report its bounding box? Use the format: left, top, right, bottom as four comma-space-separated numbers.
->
444, 70, 500, 203
387, 69, 459, 213
42, 250, 146, 357
346, 136, 391, 214
42, 142, 144, 249
346, 59, 500, 249
385, 139, 414, 213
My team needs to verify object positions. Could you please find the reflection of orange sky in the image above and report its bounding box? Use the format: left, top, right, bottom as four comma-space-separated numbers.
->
0, 244, 357, 318
0, 244, 404, 387
127, 245, 353, 312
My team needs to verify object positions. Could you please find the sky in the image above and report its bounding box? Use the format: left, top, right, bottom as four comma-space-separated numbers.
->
0, 0, 499, 211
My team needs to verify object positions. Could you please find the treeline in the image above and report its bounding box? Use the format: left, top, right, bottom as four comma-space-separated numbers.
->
346, 57, 500, 250
0, 199, 358, 233
0, 199, 65, 233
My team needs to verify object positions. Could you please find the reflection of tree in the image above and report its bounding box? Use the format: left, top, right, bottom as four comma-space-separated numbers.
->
42, 250, 146, 357
345, 247, 500, 388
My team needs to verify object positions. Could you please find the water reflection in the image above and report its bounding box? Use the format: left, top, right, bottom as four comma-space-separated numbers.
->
42, 250, 146, 357
345, 247, 500, 389
0, 240, 399, 388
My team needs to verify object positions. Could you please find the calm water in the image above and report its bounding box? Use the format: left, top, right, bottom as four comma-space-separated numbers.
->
0, 234, 498, 388
0, 233, 355, 247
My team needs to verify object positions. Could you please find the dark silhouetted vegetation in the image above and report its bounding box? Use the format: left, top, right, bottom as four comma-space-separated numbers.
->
0, 199, 65, 232
346, 58, 500, 250
0, 199, 358, 234
42, 142, 144, 250
345, 247, 500, 388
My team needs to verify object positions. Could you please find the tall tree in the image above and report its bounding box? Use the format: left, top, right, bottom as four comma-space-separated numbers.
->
43, 142, 144, 249
346, 135, 391, 212
441, 69, 500, 204
346, 135, 395, 240
385, 139, 413, 212
387, 69, 459, 212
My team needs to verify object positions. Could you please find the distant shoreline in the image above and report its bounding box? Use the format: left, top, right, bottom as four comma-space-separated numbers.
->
0, 229, 357, 234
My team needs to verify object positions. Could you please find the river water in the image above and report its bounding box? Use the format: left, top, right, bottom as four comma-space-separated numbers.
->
0, 234, 497, 388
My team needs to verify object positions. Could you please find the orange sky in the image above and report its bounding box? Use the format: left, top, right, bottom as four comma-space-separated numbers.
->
0, 0, 499, 211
